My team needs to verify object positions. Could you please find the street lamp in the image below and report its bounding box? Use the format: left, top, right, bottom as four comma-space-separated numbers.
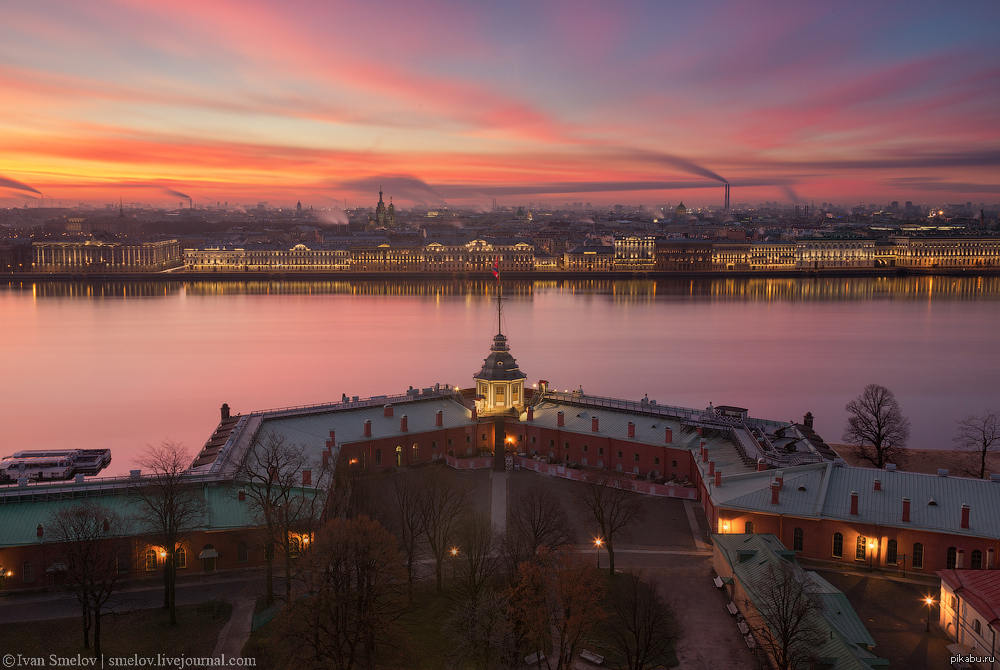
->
595, 537, 603, 569
868, 540, 876, 572
450, 547, 458, 579
925, 596, 935, 633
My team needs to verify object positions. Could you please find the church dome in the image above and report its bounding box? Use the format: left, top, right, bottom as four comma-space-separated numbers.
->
676, 202, 687, 216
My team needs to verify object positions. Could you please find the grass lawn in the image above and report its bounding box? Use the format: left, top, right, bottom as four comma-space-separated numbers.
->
2, 600, 231, 662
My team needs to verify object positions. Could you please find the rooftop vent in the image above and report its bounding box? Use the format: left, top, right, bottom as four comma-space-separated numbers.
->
928, 497, 938, 506
885, 463, 897, 471
937, 468, 949, 477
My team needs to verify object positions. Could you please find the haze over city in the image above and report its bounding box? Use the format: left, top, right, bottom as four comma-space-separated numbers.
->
2, 0, 998, 209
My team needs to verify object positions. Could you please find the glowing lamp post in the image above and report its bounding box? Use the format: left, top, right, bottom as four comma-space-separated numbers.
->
595, 537, 603, 569
925, 596, 935, 632
868, 540, 876, 572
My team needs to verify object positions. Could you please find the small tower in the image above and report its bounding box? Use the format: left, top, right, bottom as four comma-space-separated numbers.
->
473, 288, 526, 416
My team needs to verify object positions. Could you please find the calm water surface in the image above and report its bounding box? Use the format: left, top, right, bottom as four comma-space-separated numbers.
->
3, 277, 999, 476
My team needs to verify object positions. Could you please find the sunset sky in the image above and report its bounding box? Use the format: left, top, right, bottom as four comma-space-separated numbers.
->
2, 0, 998, 209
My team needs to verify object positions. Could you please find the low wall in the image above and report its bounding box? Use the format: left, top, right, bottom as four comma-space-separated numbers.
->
512, 456, 698, 499
444, 455, 494, 469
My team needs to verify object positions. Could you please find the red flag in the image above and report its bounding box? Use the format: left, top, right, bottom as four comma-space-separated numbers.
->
492, 254, 499, 280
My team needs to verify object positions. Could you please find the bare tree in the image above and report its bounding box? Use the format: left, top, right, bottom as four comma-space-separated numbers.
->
601, 572, 678, 670
131, 441, 207, 626
954, 410, 1000, 479
455, 511, 499, 600
377, 470, 425, 599
509, 482, 572, 554
47, 503, 130, 659
234, 430, 328, 604
843, 384, 910, 469
286, 515, 408, 670
444, 591, 519, 670
743, 561, 826, 670
575, 471, 646, 575
416, 465, 470, 591
507, 547, 606, 670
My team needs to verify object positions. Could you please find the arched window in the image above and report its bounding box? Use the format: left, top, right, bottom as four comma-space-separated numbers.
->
832, 533, 843, 558
412, 445, 419, 463
174, 548, 186, 570
395, 446, 402, 466
913, 543, 923, 569
887, 539, 898, 565
145, 549, 158, 572
745, 521, 754, 534
375, 449, 382, 466
793, 528, 803, 552
22, 561, 34, 583
972, 550, 983, 570
856, 536, 867, 561
974, 619, 982, 635
947, 547, 957, 569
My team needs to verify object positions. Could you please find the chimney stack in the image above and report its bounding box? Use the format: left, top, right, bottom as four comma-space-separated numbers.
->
850, 491, 859, 516
436, 410, 443, 426
874, 478, 881, 491
771, 482, 780, 505
400, 415, 408, 432
961, 503, 970, 529
592, 416, 599, 432
715, 470, 722, 487
221, 403, 230, 421
526, 407, 534, 422
557, 411, 564, 427
364, 420, 372, 437
803, 412, 813, 429
708, 460, 715, 475
628, 422, 635, 438
902, 497, 911, 522
471, 407, 478, 421
774, 471, 783, 490
302, 469, 311, 486
384, 404, 393, 417
664, 427, 673, 442
757, 459, 767, 472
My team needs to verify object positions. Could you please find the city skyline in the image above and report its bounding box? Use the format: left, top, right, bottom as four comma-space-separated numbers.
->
1, 0, 998, 208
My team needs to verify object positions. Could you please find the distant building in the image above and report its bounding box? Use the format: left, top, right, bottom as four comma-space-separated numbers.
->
33, 239, 181, 272
367, 189, 396, 229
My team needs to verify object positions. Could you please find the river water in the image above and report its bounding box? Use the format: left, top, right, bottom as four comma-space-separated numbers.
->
3, 276, 999, 476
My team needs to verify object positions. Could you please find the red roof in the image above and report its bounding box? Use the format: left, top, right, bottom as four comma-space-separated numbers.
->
937, 569, 1000, 625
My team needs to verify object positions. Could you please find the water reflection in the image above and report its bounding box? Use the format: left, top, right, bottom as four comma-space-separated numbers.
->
5, 276, 1000, 301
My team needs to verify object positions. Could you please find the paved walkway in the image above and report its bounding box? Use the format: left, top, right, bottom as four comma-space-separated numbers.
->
490, 468, 507, 534
213, 597, 256, 660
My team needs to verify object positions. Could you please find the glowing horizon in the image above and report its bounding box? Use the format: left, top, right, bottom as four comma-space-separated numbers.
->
2, 0, 998, 209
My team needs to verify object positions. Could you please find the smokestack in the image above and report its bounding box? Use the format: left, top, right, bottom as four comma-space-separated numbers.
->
725, 183, 730, 212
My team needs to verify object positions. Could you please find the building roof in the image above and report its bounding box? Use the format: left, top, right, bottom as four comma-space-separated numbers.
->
937, 570, 1000, 626
0, 484, 261, 547
713, 533, 884, 670
474, 333, 527, 382
711, 461, 1000, 540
